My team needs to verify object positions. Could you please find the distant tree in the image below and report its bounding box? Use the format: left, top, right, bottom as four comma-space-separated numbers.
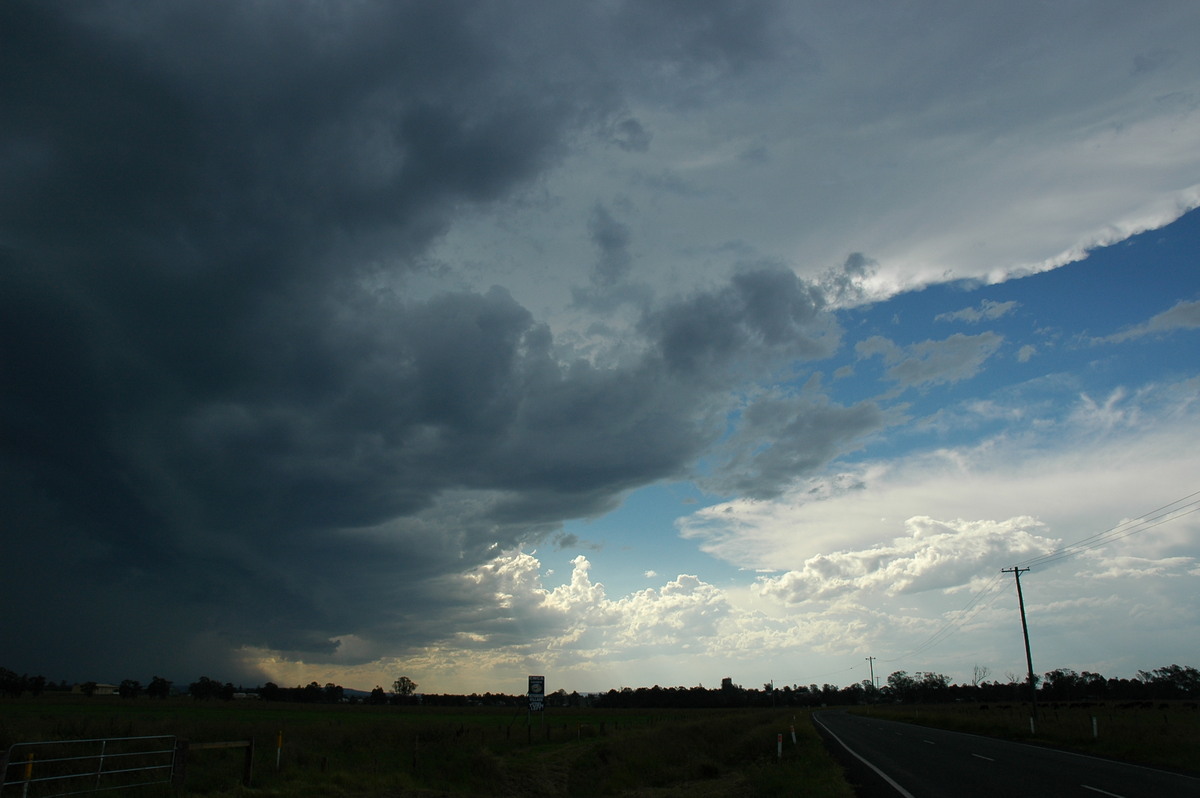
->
189, 676, 222, 700
146, 676, 172, 699
916, 671, 950, 702
886, 671, 914, 702
393, 676, 417, 697
368, 686, 388, 705
1042, 668, 1084, 700
1138, 664, 1200, 699
260, 682, 284, 701
971, 664, 990, 687
119, 679, 142, 699
324, 683, 344, 702
0, 668, 26, 698
80, 681, 99, 697
1082, 671, 1107, 697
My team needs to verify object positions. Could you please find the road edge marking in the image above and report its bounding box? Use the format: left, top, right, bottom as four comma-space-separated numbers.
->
812, 712, 916, 798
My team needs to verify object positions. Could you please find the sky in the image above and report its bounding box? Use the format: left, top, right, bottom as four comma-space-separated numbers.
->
2, 0, 1199, 695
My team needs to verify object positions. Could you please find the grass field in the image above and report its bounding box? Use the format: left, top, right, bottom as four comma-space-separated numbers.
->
0, 696, 854, 797
854, 700, 1200, 774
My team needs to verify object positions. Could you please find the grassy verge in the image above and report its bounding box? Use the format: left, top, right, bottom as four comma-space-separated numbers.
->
0, 697, 853, 797
853, 700, 1200, 773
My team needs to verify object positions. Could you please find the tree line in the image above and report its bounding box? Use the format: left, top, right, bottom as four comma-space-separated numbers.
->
589, 665, 1200, 709
2, 664, 1196, 706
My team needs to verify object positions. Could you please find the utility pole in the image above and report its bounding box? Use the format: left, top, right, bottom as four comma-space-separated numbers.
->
1002, 567, 1038, 722
865, 656, 877, 689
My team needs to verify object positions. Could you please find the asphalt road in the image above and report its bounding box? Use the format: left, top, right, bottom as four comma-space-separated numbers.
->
812, 710, 1200, 798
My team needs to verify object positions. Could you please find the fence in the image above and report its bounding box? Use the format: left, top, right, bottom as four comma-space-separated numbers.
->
0, 736, 254, 796
0, 736, 176, 796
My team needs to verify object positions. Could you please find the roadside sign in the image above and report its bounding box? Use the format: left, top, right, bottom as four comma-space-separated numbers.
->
528, 675, 545, 711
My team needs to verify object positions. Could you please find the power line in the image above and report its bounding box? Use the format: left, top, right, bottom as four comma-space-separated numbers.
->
882, 489, 1200, 663
1018, 490, 1200, 569
882, 572, 1007, 662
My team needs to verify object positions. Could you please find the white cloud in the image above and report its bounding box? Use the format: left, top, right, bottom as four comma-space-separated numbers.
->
680, 378, 1200, 570
755, 516, 1059, 603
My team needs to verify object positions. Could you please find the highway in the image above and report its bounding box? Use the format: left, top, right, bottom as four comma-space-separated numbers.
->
813, 710, 1200, 798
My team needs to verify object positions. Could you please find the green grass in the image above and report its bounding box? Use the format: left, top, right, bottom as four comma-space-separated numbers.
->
0, 697, 854, 797
854, 700, 1200, 773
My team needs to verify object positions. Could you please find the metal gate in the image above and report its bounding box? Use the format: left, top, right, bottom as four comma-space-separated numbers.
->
0, 736, 176, 796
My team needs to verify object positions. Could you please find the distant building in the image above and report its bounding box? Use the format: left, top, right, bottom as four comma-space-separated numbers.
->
73, 683, 119, 696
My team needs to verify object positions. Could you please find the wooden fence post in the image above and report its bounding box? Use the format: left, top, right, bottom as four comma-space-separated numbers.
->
172, 739, 190, 790
243, 738, 254, 787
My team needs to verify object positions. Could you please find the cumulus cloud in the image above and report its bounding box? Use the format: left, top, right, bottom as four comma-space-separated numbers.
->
756, 516, 1059, 603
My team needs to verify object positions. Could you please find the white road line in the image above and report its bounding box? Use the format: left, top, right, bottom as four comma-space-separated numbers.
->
923, 740, 935, 745
1081, 786, 1125, 798
812, 713, 916, 798
971, 754, 994, 761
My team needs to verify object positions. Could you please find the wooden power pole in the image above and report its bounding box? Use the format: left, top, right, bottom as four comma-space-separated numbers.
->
1002, 566, 1038, 722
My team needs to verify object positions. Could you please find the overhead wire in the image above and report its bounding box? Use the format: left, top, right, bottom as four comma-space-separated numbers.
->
881, 488, 1200, 664
881, 571, 1007, 663
1017, 490, 1200, 570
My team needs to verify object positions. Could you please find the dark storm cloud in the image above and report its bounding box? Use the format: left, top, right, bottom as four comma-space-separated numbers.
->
1, 0, 800, 680
711, 394, 885, 499
588, 204, 634, 287
641, 267, 840, 376
609, 117, 653, 153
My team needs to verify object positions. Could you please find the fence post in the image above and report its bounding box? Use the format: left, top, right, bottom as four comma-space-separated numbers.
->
94, 739, 107, 792
172, 739, 190, 791
243, 738, 255, 786
23, 753, 35, 797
